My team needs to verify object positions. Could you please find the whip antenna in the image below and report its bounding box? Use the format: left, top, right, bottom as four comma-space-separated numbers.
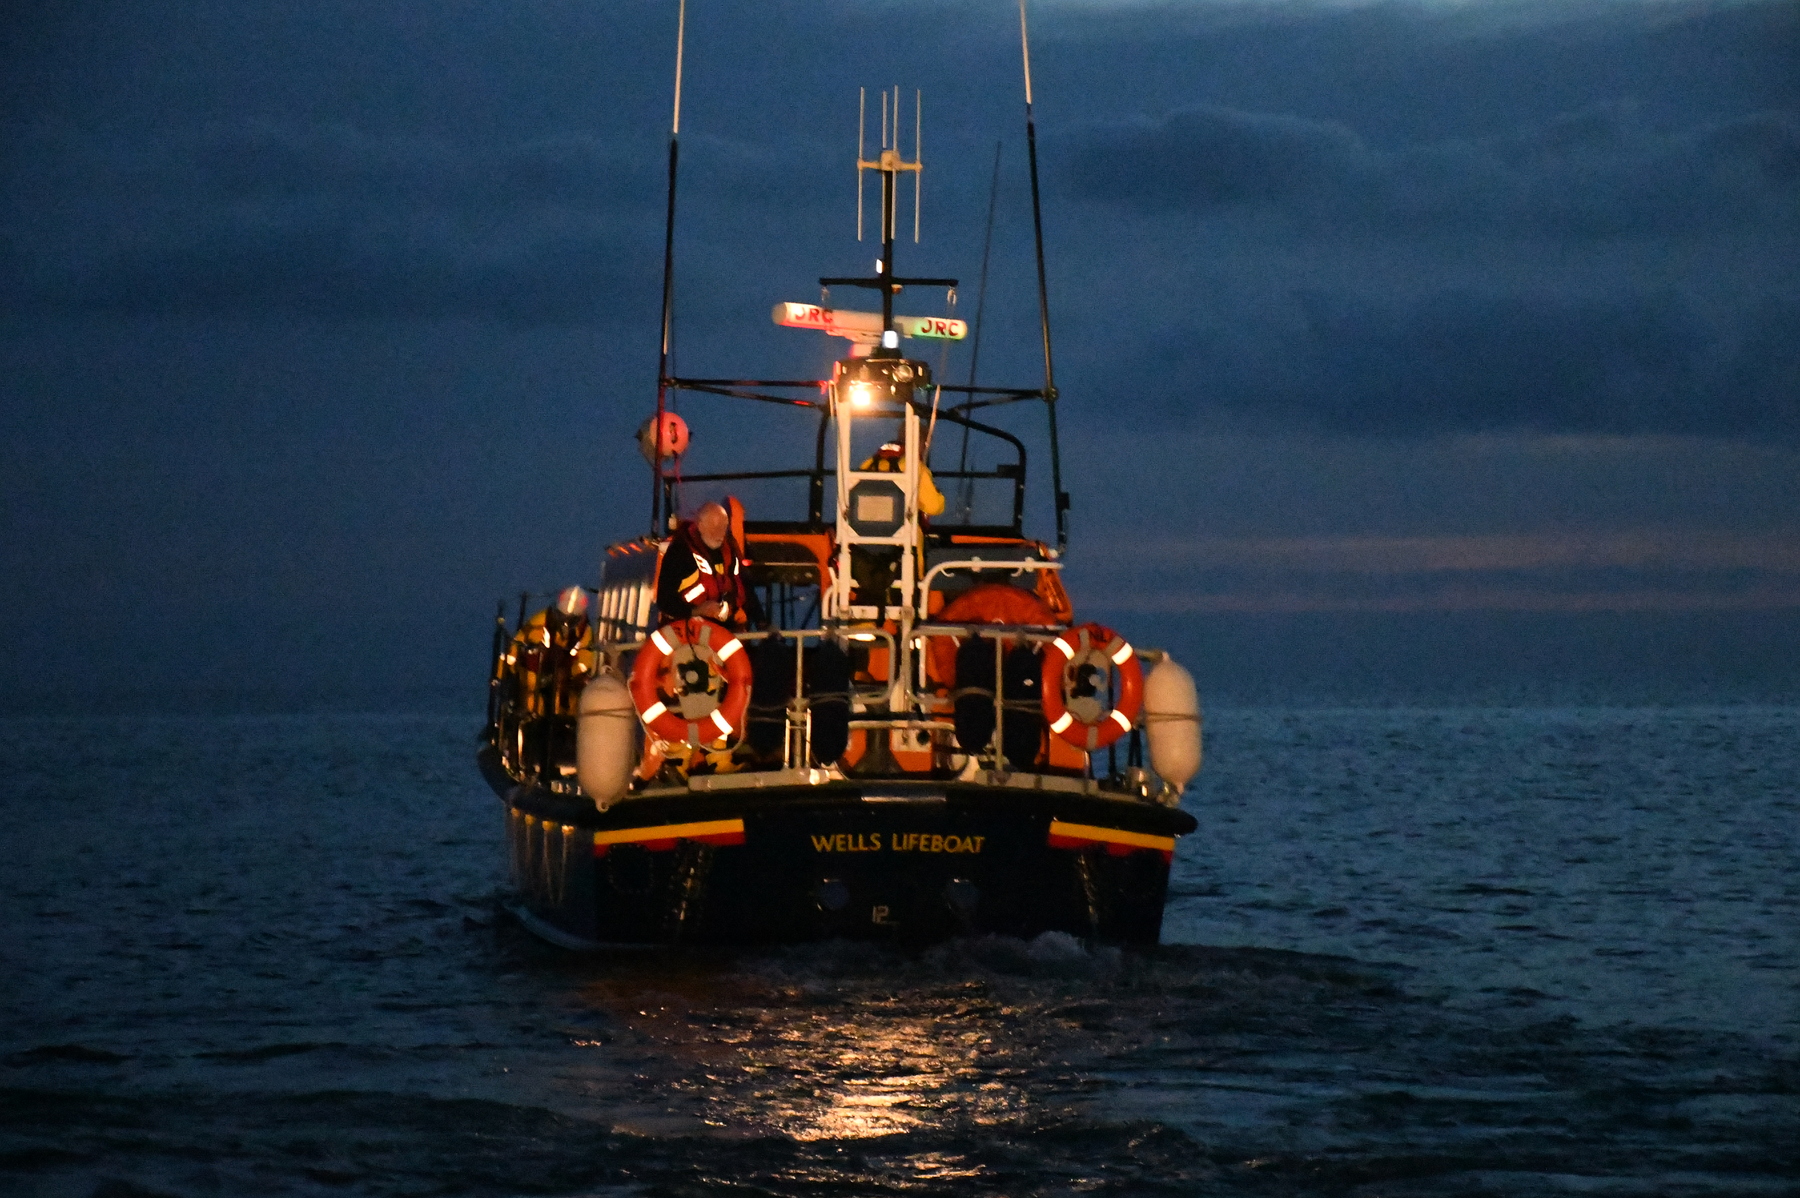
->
1019, 0, 1067, 550
651, 0, 687, 533
914, 89, 922, 243
857, 88, 865, 241
956, 140, 1003, 521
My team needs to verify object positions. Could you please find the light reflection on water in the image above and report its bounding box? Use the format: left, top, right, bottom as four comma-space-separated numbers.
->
565, 959, 1057, 1142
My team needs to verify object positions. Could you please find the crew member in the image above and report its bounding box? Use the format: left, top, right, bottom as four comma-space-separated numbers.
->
498, 585, 595, 718
492, 586, 594, 780
656, 500, 765, 627
850, 443, 943, 605
861, 441, 945, 517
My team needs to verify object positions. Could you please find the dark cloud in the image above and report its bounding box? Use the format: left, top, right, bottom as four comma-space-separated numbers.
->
1066, 105, 1368, 212
1, 122, 668, 320
1300, 289, 1695, 433
1064, 103, 1800, 238
1042, 21, 1798, 445
0, 112, 871, 322
1132, 287, 1800, 440
1038, 0, 1799, 146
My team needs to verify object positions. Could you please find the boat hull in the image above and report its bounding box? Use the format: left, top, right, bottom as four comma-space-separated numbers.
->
482, 748, 1197, 947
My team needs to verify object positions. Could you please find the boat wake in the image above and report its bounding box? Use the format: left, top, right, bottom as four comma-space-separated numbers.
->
6, 917, 1795, 1196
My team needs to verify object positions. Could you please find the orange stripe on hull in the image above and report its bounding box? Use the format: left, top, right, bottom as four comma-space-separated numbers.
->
592, 818, 746, 855
1046, 819, 1176, 863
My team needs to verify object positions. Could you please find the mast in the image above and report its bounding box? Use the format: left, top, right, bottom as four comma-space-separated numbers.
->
881, 87, 896, 336
824, 89, 949, 354
651, 0, 687, 533
1019, 0, 1069, 550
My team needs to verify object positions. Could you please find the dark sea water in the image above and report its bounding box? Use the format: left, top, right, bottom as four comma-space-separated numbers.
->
2, 707, 1795, 1196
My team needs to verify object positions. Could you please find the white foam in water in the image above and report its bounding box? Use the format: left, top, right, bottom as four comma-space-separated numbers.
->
0, 707, 1794, 1195
1025, 930, 1088, 962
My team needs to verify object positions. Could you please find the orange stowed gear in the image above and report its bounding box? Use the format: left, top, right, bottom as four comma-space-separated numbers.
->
925, 582, 1060, 690
1042, 622, 1144, 752
725, 495, 748, 560
628, 618, 753, 749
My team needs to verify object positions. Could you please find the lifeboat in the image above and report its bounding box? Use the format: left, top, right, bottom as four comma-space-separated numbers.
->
478, 9, 1200, 949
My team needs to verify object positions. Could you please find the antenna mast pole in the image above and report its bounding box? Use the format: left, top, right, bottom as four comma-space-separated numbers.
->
1019, 0, 1068, 550
651, 0, 687, 533
834, 90, 944, 356
852, 87, 925, 349
882, 87, 896, 334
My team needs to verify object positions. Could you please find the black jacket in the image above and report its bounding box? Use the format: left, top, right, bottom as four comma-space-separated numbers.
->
655, 525, 765, 626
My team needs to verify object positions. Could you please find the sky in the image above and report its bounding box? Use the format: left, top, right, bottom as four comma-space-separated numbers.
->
2, 0, 1796, 710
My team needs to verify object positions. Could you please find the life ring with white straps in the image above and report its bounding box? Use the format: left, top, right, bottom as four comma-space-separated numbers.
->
628, 619, 752, 747
1041, 622, 1143, 751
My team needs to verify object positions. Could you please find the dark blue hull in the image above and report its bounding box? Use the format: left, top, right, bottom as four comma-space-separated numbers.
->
483, 747, 1196, 947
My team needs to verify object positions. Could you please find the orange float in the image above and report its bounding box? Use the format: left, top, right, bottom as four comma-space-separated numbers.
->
628, 618, 752, 747
1041, 622, 1143, 751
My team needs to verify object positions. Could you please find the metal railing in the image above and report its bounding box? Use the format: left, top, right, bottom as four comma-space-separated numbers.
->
489, 588, 1162, 789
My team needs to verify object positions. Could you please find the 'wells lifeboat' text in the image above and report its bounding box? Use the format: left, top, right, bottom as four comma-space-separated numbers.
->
810, 832, 986, 854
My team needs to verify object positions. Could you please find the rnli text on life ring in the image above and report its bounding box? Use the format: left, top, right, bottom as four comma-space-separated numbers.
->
629, 619, 752, 747
1041, 623, 1144, 752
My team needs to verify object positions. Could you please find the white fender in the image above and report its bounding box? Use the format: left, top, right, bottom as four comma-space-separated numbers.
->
576, 672, 636, 810
1143, 656, 1202, 799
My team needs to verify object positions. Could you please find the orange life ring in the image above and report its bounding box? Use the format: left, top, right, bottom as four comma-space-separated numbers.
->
1041, 622, 1143, 751
628, 619, 752, 747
